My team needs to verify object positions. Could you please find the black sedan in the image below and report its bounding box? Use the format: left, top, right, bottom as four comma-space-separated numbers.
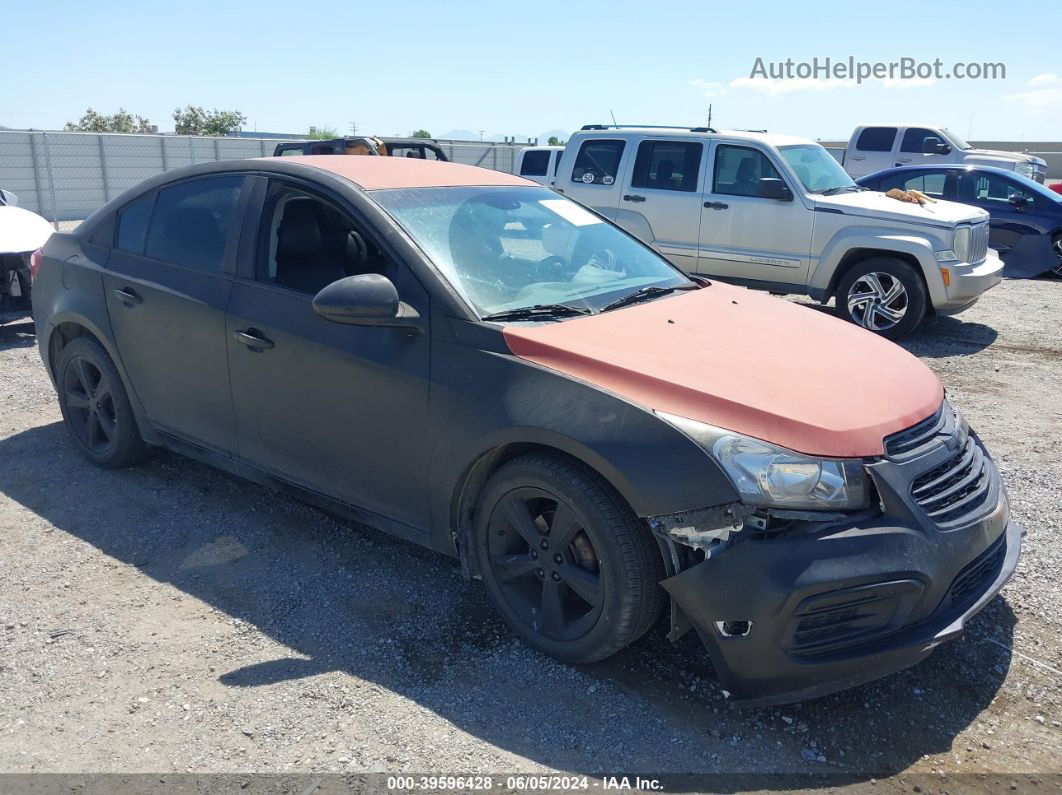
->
857, 164, 1062, 277
29, 156, 1020, 706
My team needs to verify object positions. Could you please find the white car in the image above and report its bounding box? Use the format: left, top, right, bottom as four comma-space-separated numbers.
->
515, 145, 564, 186
554, 125, 1003, 338
835, 124, 1047, 183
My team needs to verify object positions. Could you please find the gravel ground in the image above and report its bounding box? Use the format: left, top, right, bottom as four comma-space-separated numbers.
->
0, 278, 1060, 788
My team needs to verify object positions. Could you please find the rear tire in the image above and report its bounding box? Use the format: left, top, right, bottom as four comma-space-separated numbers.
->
1051, 233, 1062, 277
473, 452, 665, 664
835, 256, 927, 340
55, 336, 150, 468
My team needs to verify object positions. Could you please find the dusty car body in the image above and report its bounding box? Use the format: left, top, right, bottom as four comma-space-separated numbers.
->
31, 156, 1021, 705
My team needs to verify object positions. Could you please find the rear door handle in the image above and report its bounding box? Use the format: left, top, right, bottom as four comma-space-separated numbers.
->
113, 287, 142, 306
622, 194, 646, 203
232, 329, 274, 351
850, 156, 866, 161
703, 201, 729, 210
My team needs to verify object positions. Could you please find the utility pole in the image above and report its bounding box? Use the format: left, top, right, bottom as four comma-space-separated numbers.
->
478, 130, 485, 141
348, 121, 357, 135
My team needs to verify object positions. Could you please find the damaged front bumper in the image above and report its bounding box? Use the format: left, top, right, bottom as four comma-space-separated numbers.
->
659, 499, 1021, 707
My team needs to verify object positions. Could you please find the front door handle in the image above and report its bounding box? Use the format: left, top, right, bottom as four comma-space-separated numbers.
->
113, 287, 142, 306
232, 329, 274, 351
850, 155, 866, 161
622, 194, 646, 203
703, 201, 729, 210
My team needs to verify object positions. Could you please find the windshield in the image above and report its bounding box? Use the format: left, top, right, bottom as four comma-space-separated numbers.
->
778, 145, 857, 194
942, 128, 973, 150
371, 186, 693, 318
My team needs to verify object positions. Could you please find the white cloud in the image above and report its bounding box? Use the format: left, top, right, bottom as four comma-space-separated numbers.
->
1005, 73, 1062, 113
728, 76, 856, 95
1028, 73, 1059, 87
881, 77, 938, 89
689, 78, 727, 97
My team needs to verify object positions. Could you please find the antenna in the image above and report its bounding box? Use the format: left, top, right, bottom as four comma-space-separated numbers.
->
707, 104, 713, 128
610, 109, 617, 125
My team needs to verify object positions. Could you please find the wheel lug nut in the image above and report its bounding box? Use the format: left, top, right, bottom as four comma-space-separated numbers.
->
530, 550, 537, 559
551, 572, 561, 581
536, 568, 544, 578
553, 554, 563, 564
540, 539, 549, 550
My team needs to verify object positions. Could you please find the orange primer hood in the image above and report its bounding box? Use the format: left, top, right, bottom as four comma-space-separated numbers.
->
502, 283, 943, 458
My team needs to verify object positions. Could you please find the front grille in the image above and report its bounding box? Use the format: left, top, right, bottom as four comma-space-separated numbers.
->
969, 222, 989, 264
883, 406, 945, 458
946, 534, 1006, 613
910, 437, 991, 525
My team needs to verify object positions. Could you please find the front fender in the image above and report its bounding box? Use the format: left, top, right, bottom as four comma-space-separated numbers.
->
425, 329, 739, 555
810, 227, 944, 304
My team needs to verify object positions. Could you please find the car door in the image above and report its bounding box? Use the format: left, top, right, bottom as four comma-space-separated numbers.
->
695, 142, 811, 285
613, 137, 704, 272
847, 127, 898, 177
955, 170, 1043, 252
225, 177, 432, 529
895, 127, 953, 169
103, 174, 249, 454
560, 137, 627, 220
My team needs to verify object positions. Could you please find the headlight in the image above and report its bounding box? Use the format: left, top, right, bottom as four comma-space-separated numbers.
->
657, 412, 870, 511
953, 226, 972, 263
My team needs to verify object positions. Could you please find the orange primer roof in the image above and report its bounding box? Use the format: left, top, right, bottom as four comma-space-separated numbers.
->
260, 155, 534, 190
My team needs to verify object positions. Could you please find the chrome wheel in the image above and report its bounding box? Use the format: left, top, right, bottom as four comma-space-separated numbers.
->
1052, 236, 1062, 276
847, 272, 909, 331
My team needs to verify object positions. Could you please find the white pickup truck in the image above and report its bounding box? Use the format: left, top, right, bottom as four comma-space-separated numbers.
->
553, 125, 1003, 338
832, 124, 1047, 184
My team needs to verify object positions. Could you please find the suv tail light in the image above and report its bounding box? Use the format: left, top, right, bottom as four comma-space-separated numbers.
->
29, 249, 43, 282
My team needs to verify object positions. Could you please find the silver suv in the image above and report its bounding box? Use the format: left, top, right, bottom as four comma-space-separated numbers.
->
555, 125, 1003, 339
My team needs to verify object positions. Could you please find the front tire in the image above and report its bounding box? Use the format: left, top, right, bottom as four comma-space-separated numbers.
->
1051, 233, 1062, 277
473, 453, 665, 664
55, 336, 149, 468
835, 256, 927, 340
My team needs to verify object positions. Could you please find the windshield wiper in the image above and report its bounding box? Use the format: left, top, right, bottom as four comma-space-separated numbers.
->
818, 185, 862, 196
480, 303, 592, 322
600, 284, 698, 313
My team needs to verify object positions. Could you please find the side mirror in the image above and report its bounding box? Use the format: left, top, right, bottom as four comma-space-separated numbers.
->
1008, 194, 1029, 211
757, 177, 792, 201
312, 274, 421, 329
922, 137, 950, 155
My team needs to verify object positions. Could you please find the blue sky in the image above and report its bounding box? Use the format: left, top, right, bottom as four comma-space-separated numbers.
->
3, 0, 1061, 142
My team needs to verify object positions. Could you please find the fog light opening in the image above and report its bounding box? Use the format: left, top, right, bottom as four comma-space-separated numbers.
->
715, 620, 752, 638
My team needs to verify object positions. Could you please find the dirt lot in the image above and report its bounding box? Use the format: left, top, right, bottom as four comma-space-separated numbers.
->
1, 278, 1060, 788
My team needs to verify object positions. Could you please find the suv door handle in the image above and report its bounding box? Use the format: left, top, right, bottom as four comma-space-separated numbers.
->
232, 329, 274, 350
703, 201, 729, 210
113, 287, 142, 306
622, 194, 646, 203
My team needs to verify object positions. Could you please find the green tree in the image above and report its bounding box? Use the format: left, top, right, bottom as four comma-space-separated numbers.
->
410, 129, 432, 138
306, 125, 339, 139
172, 106, 247, 136
547, 135, 566, 146
65, 107, 154, 133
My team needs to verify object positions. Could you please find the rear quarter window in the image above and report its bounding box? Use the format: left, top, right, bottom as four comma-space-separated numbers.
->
570, 139, 625, 185
519, 150, 551, 177
115, 193, 155, 253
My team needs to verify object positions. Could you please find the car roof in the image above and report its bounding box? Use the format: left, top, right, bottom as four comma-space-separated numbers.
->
258, 155, 534, 190
572, 126, 813, 148
859, 164, 1015, 179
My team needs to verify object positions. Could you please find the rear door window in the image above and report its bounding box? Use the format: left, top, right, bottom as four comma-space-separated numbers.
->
144, 176, 244, 271
570, 139, 625, 185
115, 193, 155, 253
631, 140, 703, 192
519, 150, 551, 177
856, 127, 898, 152
880, 170, 948, 198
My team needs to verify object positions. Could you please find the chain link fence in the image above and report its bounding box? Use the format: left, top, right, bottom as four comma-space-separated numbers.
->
0, 131, 532, 227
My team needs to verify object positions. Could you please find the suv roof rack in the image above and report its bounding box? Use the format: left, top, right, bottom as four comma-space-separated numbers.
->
580, 124, 717, 133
